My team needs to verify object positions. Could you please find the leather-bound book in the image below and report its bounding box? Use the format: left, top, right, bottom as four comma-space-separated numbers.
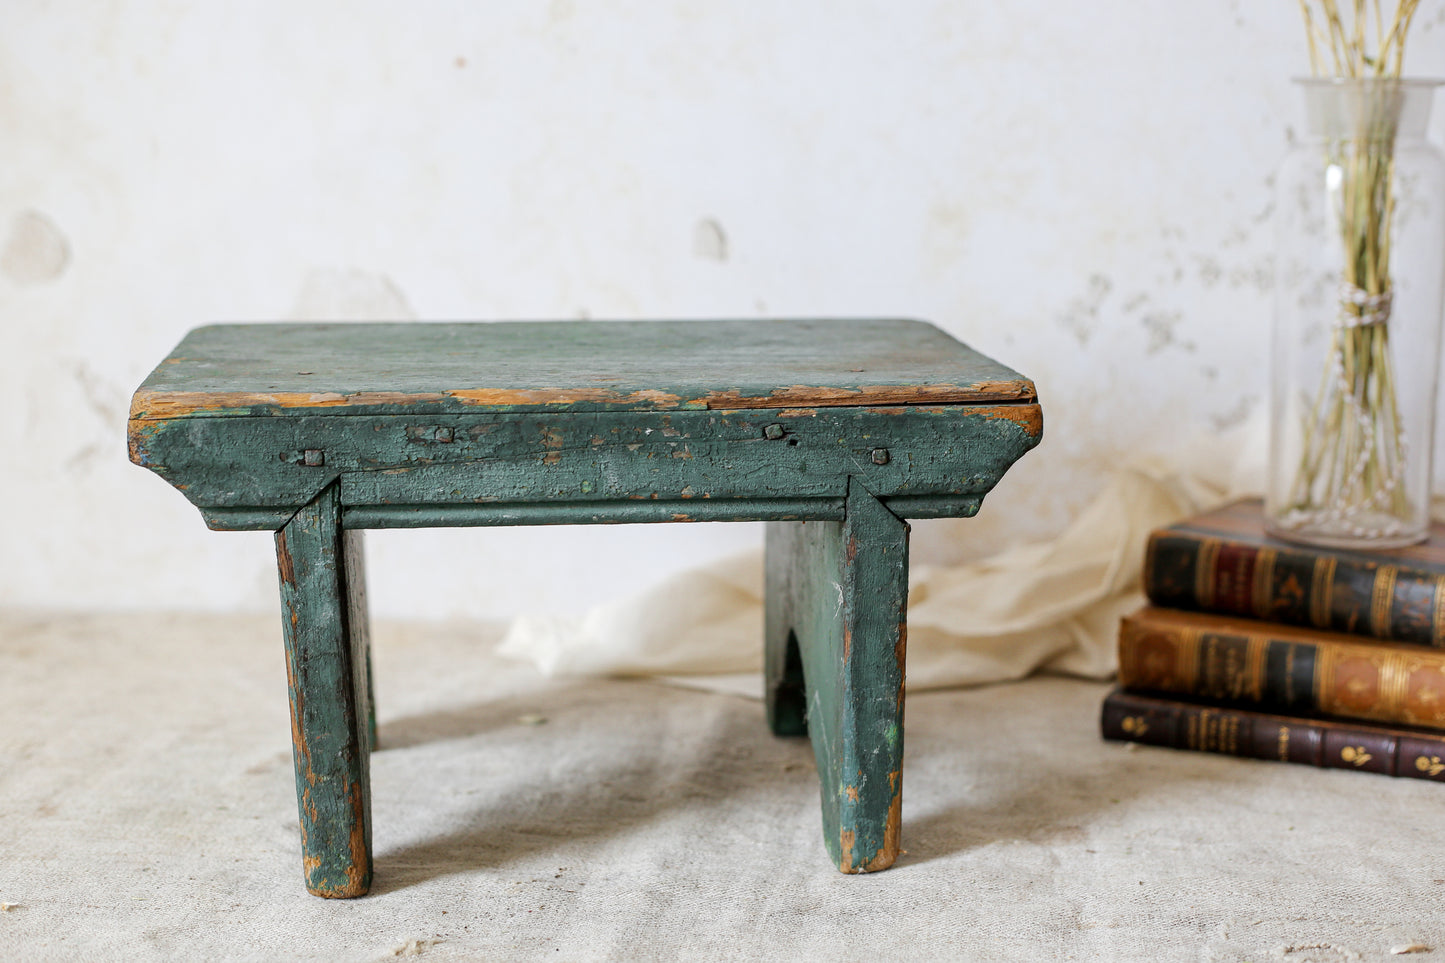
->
1117, 607, 1445, 730
1144, 498, 1445, 647
1102, 688, 1445, 781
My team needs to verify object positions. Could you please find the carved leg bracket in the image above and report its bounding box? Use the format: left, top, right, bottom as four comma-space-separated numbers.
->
764, 480, 910, 873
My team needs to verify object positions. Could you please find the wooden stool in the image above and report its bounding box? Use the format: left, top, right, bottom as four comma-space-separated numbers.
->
127, 319, 1041, 897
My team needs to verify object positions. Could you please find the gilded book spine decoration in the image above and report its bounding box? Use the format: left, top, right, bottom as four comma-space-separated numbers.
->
1117, 609, 1445, 730
1102, 690, 1445, 781
1145, 530, 1445, 647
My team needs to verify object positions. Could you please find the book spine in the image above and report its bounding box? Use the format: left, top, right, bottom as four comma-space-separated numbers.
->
1143, 531, 1445, 647
1101, 689, 1445, 781
1117, 613, 1445, 730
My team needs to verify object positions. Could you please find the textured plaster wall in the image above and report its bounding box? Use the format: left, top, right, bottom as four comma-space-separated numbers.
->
3, 2, 1444, 620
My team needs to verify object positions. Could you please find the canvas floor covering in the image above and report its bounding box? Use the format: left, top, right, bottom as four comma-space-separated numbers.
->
3, 610, 1445, 963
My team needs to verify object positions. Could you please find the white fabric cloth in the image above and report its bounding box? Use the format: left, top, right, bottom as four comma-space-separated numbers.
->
499, 421, 1269, 694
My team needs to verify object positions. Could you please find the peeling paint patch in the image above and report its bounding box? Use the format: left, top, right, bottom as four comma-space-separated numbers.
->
1227, 261, 1274, 293
1140, 310, 1194, 355
977, 403, 1043, 437
1057, 274, 1111, 346
1209, 394, 1257, 432
699, 381, 1036, 409
1196, 256, 1223, 287
693, 218, 728, 262
1, 210, 70, 284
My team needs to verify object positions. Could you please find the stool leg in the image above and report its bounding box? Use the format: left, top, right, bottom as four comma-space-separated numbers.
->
275, 483, 373, 898
764, 524, 808, 737
766, 480, 909, 873
342, 529, 377, 751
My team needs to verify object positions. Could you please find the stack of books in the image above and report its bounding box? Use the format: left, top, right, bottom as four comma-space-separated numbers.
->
1101, 498, 1445, 782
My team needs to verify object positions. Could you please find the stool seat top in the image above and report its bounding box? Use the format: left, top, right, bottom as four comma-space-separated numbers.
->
129, 319, 1035, 421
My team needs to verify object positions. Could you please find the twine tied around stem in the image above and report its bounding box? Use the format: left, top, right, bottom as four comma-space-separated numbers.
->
1337, 282, 1393, 327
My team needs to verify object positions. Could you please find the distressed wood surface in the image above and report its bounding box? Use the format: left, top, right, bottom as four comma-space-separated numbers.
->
765, 480, 910, 873
276, 484, 373, 898
130, 404, 1040, 525
128, 320, 1035, 420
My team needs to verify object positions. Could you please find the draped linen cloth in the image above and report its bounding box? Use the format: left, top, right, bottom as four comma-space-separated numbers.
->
499, 422, 1269, 695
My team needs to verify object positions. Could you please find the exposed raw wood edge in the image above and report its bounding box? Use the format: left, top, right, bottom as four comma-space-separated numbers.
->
700, 381, 1036, 409
978, 402, 1043, 437
130, 389, 449, 421
127, 380, 1038, 420
126, 419, 150, 466
837, 791, 903, 873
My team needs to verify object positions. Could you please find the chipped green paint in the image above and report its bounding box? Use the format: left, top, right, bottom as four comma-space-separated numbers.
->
276, 484, 373, 898
127, 320, 1042, 894
128, 320, 1036, 420
130, 405, 1038, 522
765, 481, 910, 873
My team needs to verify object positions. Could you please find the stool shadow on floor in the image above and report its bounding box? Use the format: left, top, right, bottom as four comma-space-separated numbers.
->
365, 674, 1270, 889
365, 678, 1259, 890
366, 680, 817, 895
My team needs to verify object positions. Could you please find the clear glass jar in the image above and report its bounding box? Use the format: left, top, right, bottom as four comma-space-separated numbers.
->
1267, 78, 1445, 549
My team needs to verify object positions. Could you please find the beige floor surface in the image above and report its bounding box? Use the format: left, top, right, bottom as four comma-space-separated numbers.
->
2, 610, 1444, 962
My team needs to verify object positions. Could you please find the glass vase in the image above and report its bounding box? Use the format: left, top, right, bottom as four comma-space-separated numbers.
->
1267, 78, 1445, 549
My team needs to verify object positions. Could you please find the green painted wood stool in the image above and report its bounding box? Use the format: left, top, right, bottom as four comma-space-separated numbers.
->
127, 319, 1041, 897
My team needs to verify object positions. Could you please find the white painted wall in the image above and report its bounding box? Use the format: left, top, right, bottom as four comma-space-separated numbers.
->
3, 2, 1444, 620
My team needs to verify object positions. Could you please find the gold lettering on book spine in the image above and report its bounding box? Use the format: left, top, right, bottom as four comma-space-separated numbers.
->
1372, 567, 1398, 638
1191, 710, 1239, 753
1277, 726, 1290, 761
1196, 540, 1221, 608
1253, 548, 1276, 620
1310, 556, 1336, 628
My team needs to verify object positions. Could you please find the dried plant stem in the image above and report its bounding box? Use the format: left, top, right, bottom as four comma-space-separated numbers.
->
1285, 1, 1421, 536
1299, 0, 1421, 76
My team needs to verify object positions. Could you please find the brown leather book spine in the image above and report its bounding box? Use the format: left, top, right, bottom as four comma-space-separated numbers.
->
1117, 608, 1445, 730
1101, 689, 1445, 780
1143, 523, 1445, 648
